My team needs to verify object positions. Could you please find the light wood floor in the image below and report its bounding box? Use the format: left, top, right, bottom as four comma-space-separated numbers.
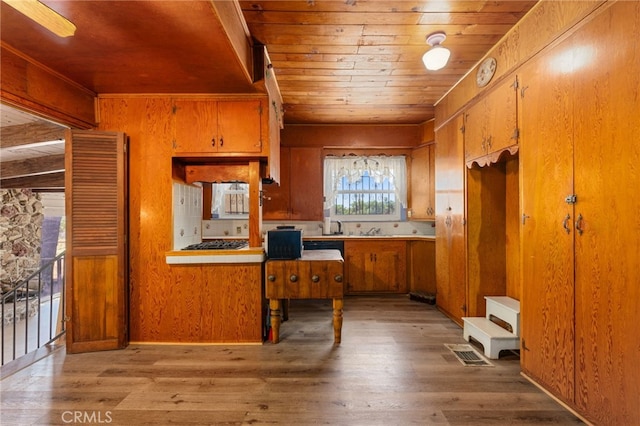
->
1, 295, 582, 425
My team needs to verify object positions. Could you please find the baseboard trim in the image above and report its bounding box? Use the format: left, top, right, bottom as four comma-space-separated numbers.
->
520, 371, 592, 425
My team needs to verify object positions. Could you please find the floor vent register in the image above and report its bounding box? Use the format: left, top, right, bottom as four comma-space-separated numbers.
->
445, 344, 493, 367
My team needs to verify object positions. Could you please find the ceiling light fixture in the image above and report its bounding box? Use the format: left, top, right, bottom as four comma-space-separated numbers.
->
3, 0, 76, 38
422, 32, 450, 71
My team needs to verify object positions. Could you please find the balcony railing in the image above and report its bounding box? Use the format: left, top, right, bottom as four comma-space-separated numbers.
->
1, 251, 66, 367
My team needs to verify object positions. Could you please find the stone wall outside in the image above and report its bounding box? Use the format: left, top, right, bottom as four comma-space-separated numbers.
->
1, 189, 44, 294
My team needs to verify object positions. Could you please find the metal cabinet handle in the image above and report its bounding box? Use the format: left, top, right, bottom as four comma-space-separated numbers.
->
311, 275, 320, 283
220, 137, 224, 147
562, 214, 571, 234
267, 275, 276, 282
289, 274, 298, 282
334, 274, 343, 282
211, 137, 215, 147
575, 213, 584, 235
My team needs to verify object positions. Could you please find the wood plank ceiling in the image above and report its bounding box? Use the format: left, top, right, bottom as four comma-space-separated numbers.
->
0, 0, 537, 188
239, 0, 537, 124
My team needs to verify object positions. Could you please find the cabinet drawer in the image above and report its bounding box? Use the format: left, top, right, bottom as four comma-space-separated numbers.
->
266, 260, 344, 299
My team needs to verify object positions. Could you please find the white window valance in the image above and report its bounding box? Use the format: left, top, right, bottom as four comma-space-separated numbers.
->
323, 155, 407, 210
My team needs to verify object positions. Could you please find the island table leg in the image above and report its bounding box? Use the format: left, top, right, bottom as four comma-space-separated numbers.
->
269, 299, 281, 343
332, 298, 344, 344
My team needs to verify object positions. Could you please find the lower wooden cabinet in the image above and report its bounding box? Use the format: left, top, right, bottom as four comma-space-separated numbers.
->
344, 240, 407, 294
408, 240, 435, 295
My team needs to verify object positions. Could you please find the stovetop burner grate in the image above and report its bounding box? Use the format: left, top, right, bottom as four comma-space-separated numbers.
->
182, 240, 248, 250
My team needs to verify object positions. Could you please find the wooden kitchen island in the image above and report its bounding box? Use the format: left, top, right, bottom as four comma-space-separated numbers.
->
265, 250, 344, 344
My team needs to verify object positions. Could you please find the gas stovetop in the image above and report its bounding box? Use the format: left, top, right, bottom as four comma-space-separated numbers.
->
182, 240, 248, 250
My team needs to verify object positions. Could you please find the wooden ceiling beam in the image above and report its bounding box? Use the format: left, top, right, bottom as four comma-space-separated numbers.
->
0, 154, 65, 179
0, 122, 65, 149
240, 1, 536, 14
0, 171, 65, 190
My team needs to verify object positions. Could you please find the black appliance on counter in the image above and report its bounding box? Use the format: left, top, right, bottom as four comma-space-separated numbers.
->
266, 227, 303, 259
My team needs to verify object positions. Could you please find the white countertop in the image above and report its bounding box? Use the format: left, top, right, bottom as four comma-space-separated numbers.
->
166, 246, 266, 264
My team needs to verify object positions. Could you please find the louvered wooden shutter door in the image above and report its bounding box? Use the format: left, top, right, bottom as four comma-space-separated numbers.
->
65, 130, 128, 353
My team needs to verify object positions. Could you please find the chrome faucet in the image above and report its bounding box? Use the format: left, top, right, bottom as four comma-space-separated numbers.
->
336, 220, 343, 234
363, 227, 381, 236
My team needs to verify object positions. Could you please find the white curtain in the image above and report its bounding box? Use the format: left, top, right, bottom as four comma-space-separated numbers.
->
323, 155, 407, 211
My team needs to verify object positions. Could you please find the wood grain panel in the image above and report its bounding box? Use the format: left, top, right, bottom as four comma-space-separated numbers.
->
434, 115, 466, 325
504, 158, 520, 300
97, 97, 175, 343
71, 256, 119, 342
281, 124, 421, 148
289, 147, 323, 220
518, 53, 575, 403
571, 2, 640, 424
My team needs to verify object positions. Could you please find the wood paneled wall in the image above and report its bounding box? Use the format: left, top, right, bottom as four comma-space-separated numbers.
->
281, 124, 421, 148
96, 96, 263, 343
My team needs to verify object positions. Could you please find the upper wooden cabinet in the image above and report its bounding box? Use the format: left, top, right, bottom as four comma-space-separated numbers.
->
263, 147, 323, 221
172, 98, 266, 155
464, 76, 518, 168
409, 143, 435, 220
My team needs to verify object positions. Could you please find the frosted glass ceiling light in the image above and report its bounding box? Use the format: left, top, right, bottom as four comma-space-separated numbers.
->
422, 32, 450, 71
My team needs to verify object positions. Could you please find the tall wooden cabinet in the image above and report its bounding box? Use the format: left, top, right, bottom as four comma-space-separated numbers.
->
520, 3, 640, 423
409, 143, 435, 220
65, 130, 129, 354
434, 115, 466, 325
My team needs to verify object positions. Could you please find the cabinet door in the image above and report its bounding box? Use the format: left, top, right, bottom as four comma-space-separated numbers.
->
464, 103, 488, 161
372, 241, 407, 293
464, 77, 518, 167
263, 147, 291, 220
344, 240, 406, 294
484, 76, 518, 155
572, 5, 640, 423
289, 147, 323, 220
173, 100, 218, 153
217, 100, 262, 153
519, 58, 575, 402
344, 242, 369, 293
409, 240, 436, 295
435, 115, 466, 325
410, 144, 435, 220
